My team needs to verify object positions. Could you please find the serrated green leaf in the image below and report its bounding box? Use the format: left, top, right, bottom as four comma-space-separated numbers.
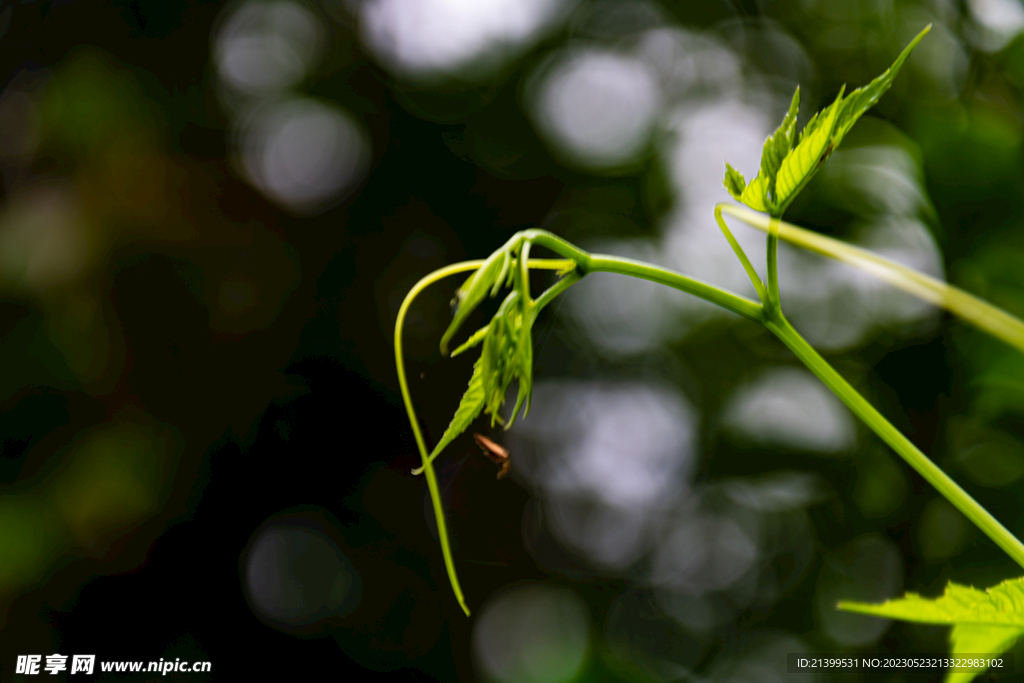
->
724, 87, 799, 212
422, 236, 540, 475
722, 26, 929, 217
441, 234, 523, 355
507, 312, 533, 428
947, 624, 1023, 683
466, 288, 536, 430
760, 85, 800, 202
772, 26, 929, 214
739, 172, 770, 212
833, 25, 931, 145
421, 356, 487, 468
450, 324, 490, 357
838, 578, 1024, 627
838, 583, 988, 624
723, 163, 747, 201
796, 110, 819, 145
414, 281, 534, 471
773, 85, 844, 213
838, 577, 1024, 683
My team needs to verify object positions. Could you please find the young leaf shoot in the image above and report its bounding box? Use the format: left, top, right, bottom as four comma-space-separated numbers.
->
723, 24, 931, 219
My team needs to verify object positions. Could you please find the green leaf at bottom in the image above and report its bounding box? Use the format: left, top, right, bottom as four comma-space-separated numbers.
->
411, 357, 486, 475
838, 577, 1024, 683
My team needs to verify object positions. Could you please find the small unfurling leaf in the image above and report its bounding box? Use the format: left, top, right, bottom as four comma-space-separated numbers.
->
723, 163, 747, 201
450, 324, 490, 358
418, 273, 536, 473
441, 234, 523, 355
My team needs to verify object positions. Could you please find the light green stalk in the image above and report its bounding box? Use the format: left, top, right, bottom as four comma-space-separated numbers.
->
719, 203, 1024, 355
586, 241, 1024, 570
766, 315, 1024, 568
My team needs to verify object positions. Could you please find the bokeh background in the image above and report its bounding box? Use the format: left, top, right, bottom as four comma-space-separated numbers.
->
2, 0, 1024, 680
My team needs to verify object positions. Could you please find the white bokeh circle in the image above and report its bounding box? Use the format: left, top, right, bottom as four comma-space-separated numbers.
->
529, 48, 662, 169
238, 97, 371, 213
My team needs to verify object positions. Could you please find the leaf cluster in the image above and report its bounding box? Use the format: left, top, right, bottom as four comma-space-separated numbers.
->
414, 235, 538, 474
723, 25, 930, 218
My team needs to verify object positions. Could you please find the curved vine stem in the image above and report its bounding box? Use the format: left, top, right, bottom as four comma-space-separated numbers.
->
715, 204, 768, 306
394, 257, 574, 616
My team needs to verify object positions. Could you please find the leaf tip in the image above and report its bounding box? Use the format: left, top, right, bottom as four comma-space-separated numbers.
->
723, 162, 747, 201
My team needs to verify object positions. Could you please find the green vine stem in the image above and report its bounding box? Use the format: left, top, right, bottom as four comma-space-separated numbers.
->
714, 204, 768, 305
586, 253, 765, 322
588, 244, 1024, 570
396, 223, 1024, 614
719, 202, 1024, 355
767, 214, 782, 315
766, 314, 1024, 569
394, 257, 576, 616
